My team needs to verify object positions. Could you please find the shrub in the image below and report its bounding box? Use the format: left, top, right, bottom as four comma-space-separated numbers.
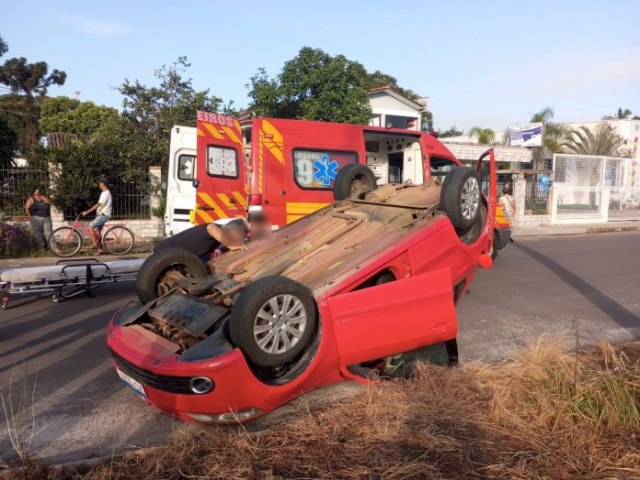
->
0, 218, 37, 257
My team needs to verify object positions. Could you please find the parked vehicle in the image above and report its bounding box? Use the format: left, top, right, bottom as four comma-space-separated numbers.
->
107, 144, 497, 424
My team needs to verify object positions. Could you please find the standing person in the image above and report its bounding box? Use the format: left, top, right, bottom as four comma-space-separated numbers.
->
24, 186, 52, 250
81, 178, 113, 253
499, 183, 516, 228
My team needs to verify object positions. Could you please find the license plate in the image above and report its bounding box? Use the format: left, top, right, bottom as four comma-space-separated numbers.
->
117, 369, 147, 401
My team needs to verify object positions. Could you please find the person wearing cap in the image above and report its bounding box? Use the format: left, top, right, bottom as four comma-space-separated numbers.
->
81, 178, 113, 252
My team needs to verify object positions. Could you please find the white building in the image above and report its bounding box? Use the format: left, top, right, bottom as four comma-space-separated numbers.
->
367, 86, 428, 132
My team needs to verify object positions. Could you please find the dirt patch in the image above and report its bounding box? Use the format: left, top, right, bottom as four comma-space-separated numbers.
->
4, 340, 640, 479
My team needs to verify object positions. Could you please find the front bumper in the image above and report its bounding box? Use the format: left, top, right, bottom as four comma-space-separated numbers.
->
106, 307, 343, 422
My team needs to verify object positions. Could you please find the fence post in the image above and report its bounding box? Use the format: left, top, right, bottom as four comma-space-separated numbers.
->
601, 188, 610, 222
550, 186, 558, 224
149, 166, 162, 218
515, 173, 526, 226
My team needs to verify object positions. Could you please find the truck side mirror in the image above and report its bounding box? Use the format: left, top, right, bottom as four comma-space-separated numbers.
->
192, 179, 200, 188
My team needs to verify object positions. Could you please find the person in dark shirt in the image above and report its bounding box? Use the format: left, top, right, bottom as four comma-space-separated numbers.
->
154, 218, 249, 259
24, 186, 52, 250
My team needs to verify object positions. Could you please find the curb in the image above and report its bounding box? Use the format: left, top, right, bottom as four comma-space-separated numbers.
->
585, 225, 640, 234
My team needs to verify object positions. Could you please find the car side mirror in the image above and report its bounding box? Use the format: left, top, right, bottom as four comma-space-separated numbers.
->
192, 179, 200, 188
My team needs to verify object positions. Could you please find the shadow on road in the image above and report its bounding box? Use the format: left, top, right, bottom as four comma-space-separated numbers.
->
512, 241, 639, 335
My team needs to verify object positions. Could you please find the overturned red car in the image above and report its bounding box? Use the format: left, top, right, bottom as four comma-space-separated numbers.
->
107, 147, 497, 423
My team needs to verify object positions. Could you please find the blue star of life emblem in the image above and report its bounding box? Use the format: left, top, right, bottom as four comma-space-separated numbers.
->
313, 155, 339, 186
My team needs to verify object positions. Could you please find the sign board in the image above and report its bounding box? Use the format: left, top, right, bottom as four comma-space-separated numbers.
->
507, 123, 543, 147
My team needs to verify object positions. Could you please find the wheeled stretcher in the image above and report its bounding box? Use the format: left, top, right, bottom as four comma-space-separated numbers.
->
0, 258, 144, 308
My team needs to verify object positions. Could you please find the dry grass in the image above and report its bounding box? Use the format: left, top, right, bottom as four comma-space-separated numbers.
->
6, 340, 640, 479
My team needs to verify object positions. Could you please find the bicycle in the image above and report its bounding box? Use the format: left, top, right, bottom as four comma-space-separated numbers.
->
48, 215, 135, 257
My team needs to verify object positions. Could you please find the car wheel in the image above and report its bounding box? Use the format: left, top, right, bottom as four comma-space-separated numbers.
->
440, 167, 481, 230
136, 247, 208, 304
229, 276, 317, 367
333, 164, 378, 201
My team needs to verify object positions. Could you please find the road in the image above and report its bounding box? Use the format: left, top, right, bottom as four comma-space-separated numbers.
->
1, 232, 639, 465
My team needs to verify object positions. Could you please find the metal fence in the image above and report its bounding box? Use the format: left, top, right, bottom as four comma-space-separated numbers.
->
0, 168, 153, 220
550, 154, 640, 223
0, 168, 49, 218
523, 172, 551, 215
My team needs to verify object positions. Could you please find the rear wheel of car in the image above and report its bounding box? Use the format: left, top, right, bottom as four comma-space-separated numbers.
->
229, 276, 317, 368
333, 164, 378, 201
440, 167, 481, 230
135, 247, 208, 304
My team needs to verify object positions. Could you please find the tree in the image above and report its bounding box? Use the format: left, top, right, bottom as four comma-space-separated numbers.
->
0, 115, 18, 167
439, 126, 464, 138
248, 47, 372, 124
421, 111, 434, 132
468, 126, 495, 144
562, 123, 626, 156
603, 108, 633, 120
118, 56, 222, 169
528, 107, 566, 168
40, 96, 119, 137
0, 56, 66, 152
0, 36, 7, 58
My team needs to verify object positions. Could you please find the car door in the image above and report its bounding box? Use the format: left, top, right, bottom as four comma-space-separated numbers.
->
326, 268, 456, 367
194, 111, 247, 224
476, 148, 497, 212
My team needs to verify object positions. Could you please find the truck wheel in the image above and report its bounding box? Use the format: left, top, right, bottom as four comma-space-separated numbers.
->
229, 276, 317, 368
136, 248, 208, 304
333, 164, 378, 201
440, 167, 481, 230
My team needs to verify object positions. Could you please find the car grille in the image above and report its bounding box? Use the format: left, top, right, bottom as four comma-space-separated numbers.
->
111, 350, 194, 394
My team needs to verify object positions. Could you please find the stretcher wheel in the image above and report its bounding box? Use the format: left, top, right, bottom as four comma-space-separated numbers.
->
51, 293, 60, 303
2, 301, 8, 309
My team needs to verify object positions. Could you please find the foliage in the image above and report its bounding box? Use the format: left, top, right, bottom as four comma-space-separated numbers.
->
439, 125, 464, 138
247, 47, 422, 125
118, 57, 222, 170
562, 123, 626, 156
468, 126, 495, 144
0, 35, 7, 57
603, 107, 633, 120
420, 111, 433, 132
0, 217, 36, 256
248, 48, 372, 124
0, 115, 18, 167
528, 106, 567, 166
40, 96, 119, 136
0, 55, 66, 153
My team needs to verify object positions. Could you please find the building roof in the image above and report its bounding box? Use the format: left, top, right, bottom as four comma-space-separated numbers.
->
367, 86, 427, 111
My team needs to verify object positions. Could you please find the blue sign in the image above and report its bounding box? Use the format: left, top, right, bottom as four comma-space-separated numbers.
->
313, 155, 339, 186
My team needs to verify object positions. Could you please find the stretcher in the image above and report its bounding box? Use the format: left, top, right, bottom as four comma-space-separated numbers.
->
0, 258, 144, 308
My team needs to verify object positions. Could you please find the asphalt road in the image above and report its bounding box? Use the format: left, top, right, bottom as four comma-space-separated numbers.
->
1, 232, 639, 465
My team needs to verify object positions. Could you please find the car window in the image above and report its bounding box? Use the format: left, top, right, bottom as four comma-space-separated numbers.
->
430, 157, 457, 180
293, 149, 357, 190
207, 145, 238, 178
177, 154, 195, 181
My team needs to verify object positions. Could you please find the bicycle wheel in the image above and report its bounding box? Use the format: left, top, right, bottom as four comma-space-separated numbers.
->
48, 227, 82, 257
102, 226, 135, 254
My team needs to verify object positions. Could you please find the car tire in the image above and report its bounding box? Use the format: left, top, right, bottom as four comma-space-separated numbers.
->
333, 164, 378, 201
229, 276, 317, 367
440, 167, 481, 230
136, 247, 208, 304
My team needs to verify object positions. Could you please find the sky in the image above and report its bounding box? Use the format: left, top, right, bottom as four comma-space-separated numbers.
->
2, 0, 639, 131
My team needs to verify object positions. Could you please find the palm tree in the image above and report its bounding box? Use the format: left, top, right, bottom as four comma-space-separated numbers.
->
468, 126, 495, 144
562, 123, 626, 156
602, 107, 633, 120
528, 107, 567, 169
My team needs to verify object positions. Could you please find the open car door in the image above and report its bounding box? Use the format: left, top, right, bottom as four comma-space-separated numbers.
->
476, 148, 497, 213
194, 111, 247, 224
326, 268, 456, 367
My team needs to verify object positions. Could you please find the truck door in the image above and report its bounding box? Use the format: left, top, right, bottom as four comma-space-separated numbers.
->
165, 126, 196, 235
194, 111, 247, 224
326, 268, 456, 367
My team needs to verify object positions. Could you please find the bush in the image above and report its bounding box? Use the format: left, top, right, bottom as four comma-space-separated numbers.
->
0, 219, 37, 257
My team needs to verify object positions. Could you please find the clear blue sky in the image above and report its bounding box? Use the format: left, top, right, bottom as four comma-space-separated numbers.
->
2, 0, 639, 131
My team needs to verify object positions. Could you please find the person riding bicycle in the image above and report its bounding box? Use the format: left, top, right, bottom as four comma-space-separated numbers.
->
81, 177, 113, 253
